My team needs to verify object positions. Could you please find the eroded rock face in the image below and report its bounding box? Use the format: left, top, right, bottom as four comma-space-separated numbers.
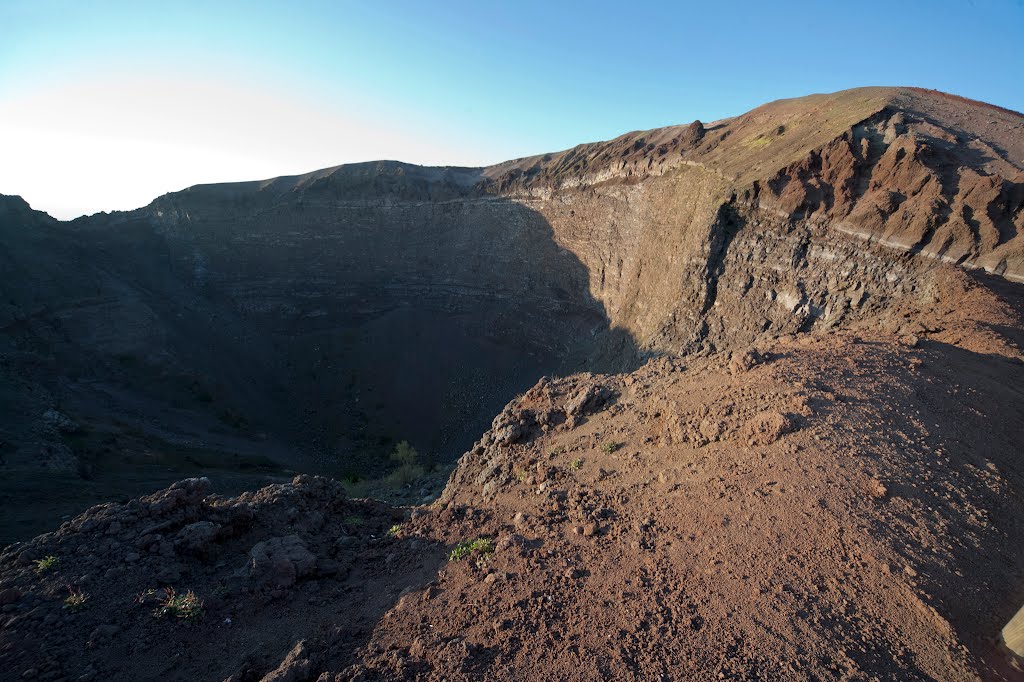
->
754, 106, 1024, 280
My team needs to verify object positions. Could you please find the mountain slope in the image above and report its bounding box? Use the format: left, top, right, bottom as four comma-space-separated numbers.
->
1, 267, 1021, 681
0, 86, 1023, 679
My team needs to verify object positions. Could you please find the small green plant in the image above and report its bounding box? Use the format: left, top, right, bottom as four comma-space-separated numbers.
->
601, 441, 622, 455
135, 587, 164, 610
570, 458, 583, 470
514, 469, 528, 483
390, 440, 418, 466
550, 445, 566, 456
386, 440, 426, 488
34, 555, 58, 573
384, 464, 424, 488
387, 524, 402, 537
63, 585, 89, 612
449, 537, 495, 565
153, 587, 204, 620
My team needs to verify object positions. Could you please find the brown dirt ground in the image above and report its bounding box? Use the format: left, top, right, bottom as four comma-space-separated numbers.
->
1, 267, 1023, 681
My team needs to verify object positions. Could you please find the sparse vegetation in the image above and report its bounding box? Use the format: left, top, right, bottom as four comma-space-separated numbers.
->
390, 440, 418, 466
601, 441, 622, 454
449, 537, 495, 565
570, 458, 583, 470
386, 440, 426, 488
514, 469, 528, 483
34, 555, 58, 573
550, 445, 566, 456
136, 587, 160, 603
387, 523, 402, 537
153, 587, 204, 620
63, 585, 89, 612
742, 133, 773, 149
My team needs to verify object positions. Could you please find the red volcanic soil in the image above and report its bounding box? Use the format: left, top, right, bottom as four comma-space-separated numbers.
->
1, 267, 1022, 681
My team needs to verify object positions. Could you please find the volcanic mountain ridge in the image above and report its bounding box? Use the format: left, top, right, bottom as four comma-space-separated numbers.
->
0, 86, 1022, 680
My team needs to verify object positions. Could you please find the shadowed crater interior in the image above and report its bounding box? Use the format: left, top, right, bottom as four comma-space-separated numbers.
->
0, 167, 641, 539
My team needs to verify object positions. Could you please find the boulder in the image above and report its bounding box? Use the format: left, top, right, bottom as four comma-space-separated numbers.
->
174, 521, 222, 556
247, 536, 316, 588
564, 384, 613, 421
680, 120, 705, 146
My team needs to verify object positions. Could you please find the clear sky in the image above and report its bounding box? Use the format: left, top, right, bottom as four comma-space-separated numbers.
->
2, 0, 1022, 220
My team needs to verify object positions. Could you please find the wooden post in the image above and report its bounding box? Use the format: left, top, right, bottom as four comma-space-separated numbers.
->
1003, 604, 1024, 658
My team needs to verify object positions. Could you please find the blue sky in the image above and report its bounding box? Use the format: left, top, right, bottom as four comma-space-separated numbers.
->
2, 0, 1022, 218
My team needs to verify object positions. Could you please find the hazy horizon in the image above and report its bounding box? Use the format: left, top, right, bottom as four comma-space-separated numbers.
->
3, 0, 1023, 220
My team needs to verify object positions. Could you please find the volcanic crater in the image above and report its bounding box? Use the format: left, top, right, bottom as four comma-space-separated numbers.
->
1, 86, 1023, 680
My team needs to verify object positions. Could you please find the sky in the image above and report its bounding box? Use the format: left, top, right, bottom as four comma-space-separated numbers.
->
1, 0, 1022, 220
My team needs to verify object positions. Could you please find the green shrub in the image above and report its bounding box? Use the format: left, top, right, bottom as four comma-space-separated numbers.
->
386, 440, 426, 488
63, 585, 89, 612
449, 537, 494, 564
385, 463, 425, 488
601, 441, 622, 455
390, 441, 418, 466
34, 555, 58, 573
153, 587, 204, 620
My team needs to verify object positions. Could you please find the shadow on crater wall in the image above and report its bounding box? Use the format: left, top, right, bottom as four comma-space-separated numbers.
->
0, 188, 643, 487
167, 192, 646, 473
